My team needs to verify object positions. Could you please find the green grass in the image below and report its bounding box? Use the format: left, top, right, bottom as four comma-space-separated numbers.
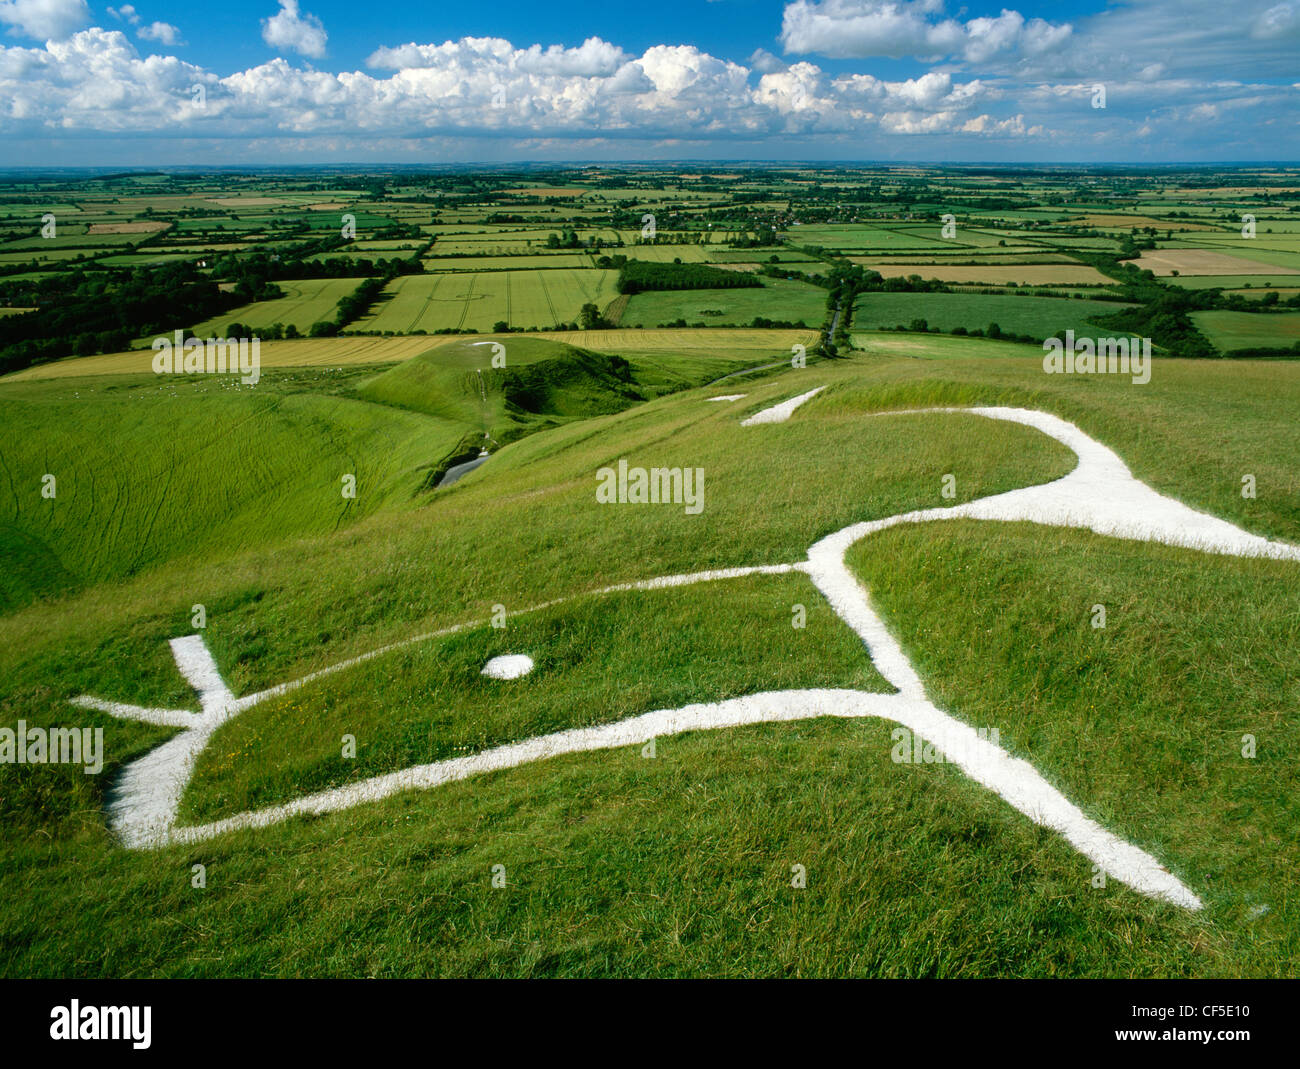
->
1169, 243, 1300, 272
623, 277, 826, 327
0, 368, 461, 612
847, 519, 1300, 974
353, 269, 619, 333
1189, 310, 1300, 351
183, 573, 892, 823
1, 373, 1097, 976
820, 340, 1300, 544
706, 250, 817, 263
852, 291, 1135, 338
3, 321, 1300, 976
1166, 274, 1300, 290
618, 245, 713, 263
421, 254, 593, 272
785, 224, 945, 250
2, 708, 1227, 976
0, 368, 1074, 702
0, 231, 150, 250
0, 248, 108, 264
190, 277, 365, 335
412, 335, 571, 371
352, 335, 748, 450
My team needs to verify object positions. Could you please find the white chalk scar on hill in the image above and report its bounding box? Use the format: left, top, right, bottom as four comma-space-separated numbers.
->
72, 395, 1300, 911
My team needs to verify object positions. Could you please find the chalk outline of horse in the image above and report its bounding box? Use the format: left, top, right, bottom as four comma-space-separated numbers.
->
73, 396, 1300, 911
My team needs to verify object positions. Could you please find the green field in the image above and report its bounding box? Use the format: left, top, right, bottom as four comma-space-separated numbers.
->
851, 291, 1135, 339
190, 277, 366, 336
621, 277, 827, 327
618, 244, 713, 263
786, 224, 944, 250
5, 345, 1300, 976
353, 269, 619, 333
0, 369, 459, 609
422, 254, 593, 272
1189, 310, 1300, 351
1167, 274, 1300, 289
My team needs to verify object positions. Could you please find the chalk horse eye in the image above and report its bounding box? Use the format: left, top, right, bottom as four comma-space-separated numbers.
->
482, 654, 534, 679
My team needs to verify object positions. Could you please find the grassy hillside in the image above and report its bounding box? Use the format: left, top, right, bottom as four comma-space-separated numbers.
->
849, 520, 1300, 971
3, 337, 445, 379
354, 335, 750, 452
0, 335, 791, 613
0, 368, 461, 612
3, 337, 1300, 977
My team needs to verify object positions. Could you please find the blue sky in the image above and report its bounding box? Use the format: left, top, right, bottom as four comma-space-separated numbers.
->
0, 0, 1297, 164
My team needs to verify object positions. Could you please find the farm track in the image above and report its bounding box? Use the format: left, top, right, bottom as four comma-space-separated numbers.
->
407, 274, 443, 334
454, 274, 476, 332
538, 271, 560, 326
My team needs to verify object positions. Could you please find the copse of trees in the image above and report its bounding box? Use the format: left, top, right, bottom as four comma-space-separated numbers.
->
305, 277, 389, 337
545, 229, 583, 249
212, 244, 424, 289
578, 303, 611, 329
1081, 248, 1220, 358
616, 261, 763, 294
0, 261, 243, 374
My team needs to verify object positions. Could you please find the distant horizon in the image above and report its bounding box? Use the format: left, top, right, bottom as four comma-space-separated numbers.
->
2, 161, 1299, 175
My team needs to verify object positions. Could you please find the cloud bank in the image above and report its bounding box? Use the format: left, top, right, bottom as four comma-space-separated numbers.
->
0, 1, 1295, 161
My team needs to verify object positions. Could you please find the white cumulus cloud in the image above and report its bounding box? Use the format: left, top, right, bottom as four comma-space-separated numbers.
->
0, 0, 90, 40
261, 0, 326, 59
0, 20, 1295, 161
779, 0, 1071, 62
367, 36, 629, 77
137, 20, 180, 46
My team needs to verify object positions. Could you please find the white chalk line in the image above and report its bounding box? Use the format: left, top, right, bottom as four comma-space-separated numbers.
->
740, 385, 825, 425
72, 396, 1300, 909
77, 563, 804, 848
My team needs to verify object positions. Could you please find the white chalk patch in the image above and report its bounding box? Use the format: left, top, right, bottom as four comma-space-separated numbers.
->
740, 386, 825, 425
482, 654, 534, 680
705, 394, 746, 402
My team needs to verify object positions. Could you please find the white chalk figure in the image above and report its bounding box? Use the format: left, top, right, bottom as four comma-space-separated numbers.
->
72, 401, 1300, 911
